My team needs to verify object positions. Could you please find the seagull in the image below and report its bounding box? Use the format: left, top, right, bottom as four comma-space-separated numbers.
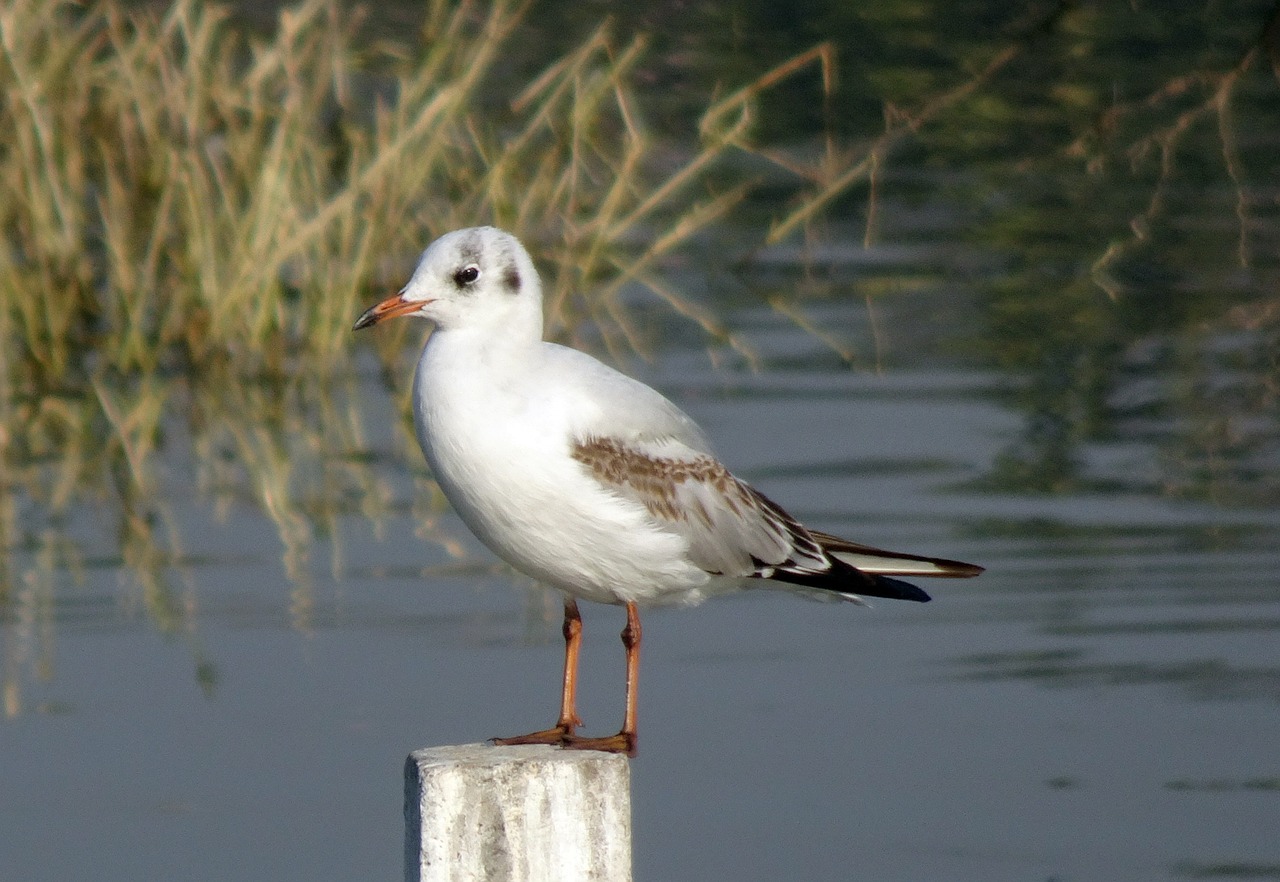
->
354, 226, 982, 756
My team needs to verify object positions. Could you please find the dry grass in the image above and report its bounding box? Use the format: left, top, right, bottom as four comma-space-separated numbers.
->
0, 0, 878, 707
0, 0, 853, 375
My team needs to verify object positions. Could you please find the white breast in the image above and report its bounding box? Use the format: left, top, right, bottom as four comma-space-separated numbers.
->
412, 330, 712, 606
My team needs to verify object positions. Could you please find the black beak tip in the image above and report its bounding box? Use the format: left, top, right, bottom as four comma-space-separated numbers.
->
352, 309, 378, 331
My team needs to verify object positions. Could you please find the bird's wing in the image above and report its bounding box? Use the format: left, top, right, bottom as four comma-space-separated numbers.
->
541, 345, 775, 575
568, 433, 828, 580
548, 344, 979, 600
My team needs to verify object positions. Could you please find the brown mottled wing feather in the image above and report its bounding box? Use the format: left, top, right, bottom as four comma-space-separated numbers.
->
570, 435, 982, 603
570, 435, 812, 578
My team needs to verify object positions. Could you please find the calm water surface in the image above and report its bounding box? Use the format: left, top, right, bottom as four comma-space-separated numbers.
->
4, 291, 1277, 881
4, 2, 1280, 881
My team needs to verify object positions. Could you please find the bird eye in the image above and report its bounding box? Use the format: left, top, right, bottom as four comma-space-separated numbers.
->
453, 265, 480, 286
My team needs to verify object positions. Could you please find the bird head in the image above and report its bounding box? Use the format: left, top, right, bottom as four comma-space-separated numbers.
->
353, 226, 542, 335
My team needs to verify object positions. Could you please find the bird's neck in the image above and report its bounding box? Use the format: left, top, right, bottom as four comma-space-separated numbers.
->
423, 320, 542, 375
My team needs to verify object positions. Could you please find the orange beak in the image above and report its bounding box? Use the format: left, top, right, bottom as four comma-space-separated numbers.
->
352, 292, 429, 330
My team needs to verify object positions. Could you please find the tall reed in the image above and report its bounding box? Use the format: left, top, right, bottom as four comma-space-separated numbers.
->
0, 0, 847, 376
1, 0, 867, 709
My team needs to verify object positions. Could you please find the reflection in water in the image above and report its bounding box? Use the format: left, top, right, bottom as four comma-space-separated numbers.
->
1, 4, 1279, 879
960, 2, 1280, 502
0, 349, 420, 715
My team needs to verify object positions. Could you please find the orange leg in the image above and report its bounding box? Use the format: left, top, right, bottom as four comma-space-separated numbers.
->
493, 598, 583, 747
494, 600, 641, 758
560, 601, 640, 757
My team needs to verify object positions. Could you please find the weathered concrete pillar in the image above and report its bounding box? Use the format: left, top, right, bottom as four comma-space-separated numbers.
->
404, 743, 632, 882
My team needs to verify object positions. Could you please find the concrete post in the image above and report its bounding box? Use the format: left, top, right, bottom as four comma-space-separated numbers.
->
404, 743, 632, 882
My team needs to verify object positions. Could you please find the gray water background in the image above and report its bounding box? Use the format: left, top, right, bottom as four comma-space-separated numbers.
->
3, 2, 1279, 880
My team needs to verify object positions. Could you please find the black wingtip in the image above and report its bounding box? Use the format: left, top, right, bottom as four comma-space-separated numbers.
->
766, 565, 933, 603
867, 575, 932, 603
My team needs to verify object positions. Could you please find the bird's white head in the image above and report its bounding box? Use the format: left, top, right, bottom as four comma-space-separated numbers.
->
353, 226, 542, 335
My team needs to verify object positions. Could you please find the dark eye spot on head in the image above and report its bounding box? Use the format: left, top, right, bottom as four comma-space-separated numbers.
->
503, 263, 521, 294
453, 265, 480, 287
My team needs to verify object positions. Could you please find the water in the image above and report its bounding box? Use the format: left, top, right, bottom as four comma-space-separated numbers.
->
4, 2, 1280, 880
5, 318, 1277, 880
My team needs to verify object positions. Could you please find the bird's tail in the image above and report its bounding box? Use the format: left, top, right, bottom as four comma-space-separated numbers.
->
812, 531, 984, 579
798, 531, 984, 604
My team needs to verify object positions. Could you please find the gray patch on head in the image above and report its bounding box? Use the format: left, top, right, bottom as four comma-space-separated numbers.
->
486, 231, 521, 295
447, 229, 487, 293
501, 260, 521, 294
455, 229, 483, 269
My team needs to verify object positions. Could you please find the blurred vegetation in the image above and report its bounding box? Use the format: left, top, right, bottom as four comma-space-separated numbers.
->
0, 0, 885, 711
2, 0, 1279, 712
946, 1, 1280, 503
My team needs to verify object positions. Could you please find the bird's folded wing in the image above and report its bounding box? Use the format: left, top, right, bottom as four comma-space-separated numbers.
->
569, 434, 827, 579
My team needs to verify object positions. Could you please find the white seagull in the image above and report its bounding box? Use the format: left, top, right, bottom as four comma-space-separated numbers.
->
354, 226, 982, 756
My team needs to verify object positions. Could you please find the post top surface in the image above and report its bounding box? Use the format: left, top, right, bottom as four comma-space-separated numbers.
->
408, 742, 631, 771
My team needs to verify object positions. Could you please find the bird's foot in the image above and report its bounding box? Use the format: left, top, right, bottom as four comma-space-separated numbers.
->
491, 722, 576, 748
560, 731, 636, 758
492, 726, 636, 757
